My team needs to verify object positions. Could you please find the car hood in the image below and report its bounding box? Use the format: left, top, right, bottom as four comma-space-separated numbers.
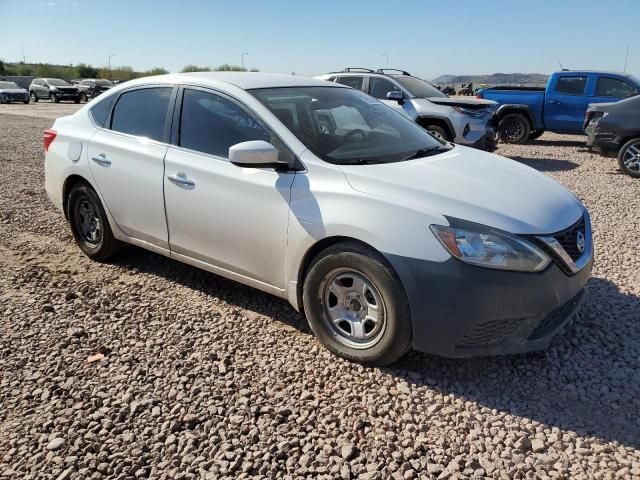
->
426, 97, 497, 109
339, 146, 584, 235
0, 88, 27, 94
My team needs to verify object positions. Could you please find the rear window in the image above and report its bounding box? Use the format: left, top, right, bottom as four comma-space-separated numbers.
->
555, 76, 587, 95
110, 87, 172, 141
89, 94, 117, 127
337, 76, 364, 90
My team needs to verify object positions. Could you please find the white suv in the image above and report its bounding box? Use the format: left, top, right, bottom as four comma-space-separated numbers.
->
44, 72, 592, 366
316, 68, 498, 151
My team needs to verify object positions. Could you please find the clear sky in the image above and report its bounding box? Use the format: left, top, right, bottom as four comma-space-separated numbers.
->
1, 0, 639, 80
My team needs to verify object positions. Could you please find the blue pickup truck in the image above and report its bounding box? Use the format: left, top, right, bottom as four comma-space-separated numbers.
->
477, 70, 640, 143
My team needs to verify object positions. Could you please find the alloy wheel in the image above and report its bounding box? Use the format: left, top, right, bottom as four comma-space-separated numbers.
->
622, 142, 640, 173
319, 268, 387, 349
502, 118, 524, 142
76, 198, 102, 245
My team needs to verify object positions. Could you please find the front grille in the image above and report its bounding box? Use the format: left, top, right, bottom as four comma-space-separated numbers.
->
554, 216, 586, 261
528, 290, 585, 340
456, 318, 522, 348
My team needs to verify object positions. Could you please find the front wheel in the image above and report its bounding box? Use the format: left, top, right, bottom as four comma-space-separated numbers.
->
498, 113, 531, 144
68, 184, 123, 261
50, 93, 59, 103
302, 242, 412, 366
426, 125, 451, 142
618, 138, 640, 178
30, 91, 38, 103
80, 92, 87, 103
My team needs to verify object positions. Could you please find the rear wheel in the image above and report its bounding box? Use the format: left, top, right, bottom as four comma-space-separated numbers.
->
68, 184, 123, 261
498, 113, 531, 144
30, 91, 38, 103
617, 138, 640, 178
302, 242, 412, 366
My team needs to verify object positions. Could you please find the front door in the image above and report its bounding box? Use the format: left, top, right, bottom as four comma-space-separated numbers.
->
87, 86, 174, 249
163, 87, 295, 289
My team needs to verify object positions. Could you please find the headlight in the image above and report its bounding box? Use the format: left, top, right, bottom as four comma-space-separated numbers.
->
430, 223, 551, 272
452, 106, 487, 118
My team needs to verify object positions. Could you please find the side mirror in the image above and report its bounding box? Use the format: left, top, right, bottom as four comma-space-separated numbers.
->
229, 140, 288, 170
386, 91, 404, 104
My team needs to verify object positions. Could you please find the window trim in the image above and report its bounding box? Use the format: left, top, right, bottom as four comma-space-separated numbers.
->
367, 75, 404, 100
169, 84, 301, 170
336, 75, 366, 91
89, 84, 178, 146
595, 76, 636, 98
554, 75, 588, 97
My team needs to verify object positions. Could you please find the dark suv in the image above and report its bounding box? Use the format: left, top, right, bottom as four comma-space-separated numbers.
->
29, 78, 81, 103
76, 79, 114, 102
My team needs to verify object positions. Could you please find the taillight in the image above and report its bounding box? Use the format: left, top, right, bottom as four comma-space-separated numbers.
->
584, 111, 594, 125
43, 129, 57, 152
476, 93, 483, 99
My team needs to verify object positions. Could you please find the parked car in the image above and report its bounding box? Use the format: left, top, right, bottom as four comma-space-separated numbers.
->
478, 70, 640, 143
0, 81, 30, 104
585, 95, 640, 177
316, 68, 498, 151
76, 79, 115, 102
458, 82, 474, 96
29, 78, 81, 103
44, 72, 592, 365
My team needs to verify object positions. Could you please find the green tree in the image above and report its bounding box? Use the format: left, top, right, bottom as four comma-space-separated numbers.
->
181, 65, 211, 73
17, 66, 33, 76
146, 67, 169, 75
76, 63, 99, 78
214, 63, 246, 72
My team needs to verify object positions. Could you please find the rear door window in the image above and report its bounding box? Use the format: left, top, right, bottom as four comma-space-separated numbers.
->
555, 76, 587, 95
595, 77, 637, 98
337, 76, 365, 91
110, 87, 173, 142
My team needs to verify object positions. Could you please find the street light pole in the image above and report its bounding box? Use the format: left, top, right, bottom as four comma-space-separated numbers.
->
382, 53, 389, 67
108, 54, 115, 73
241, 52, 249, 70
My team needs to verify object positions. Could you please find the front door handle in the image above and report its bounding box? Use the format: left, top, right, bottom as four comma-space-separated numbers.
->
549, 100, 561, 105
91, 153, 112, 166
167, 173, 195, 187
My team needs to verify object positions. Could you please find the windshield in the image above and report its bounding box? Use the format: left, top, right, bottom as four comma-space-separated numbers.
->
96, 79, 114, 87
0, 81, 19, 89
250, 86, 450, 165
395, 77, 446, 98
46, 78, 69, 86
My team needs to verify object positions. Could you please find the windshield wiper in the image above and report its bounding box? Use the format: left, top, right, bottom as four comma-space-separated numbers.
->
339, 158, 381, 165
402, 146, 449, 161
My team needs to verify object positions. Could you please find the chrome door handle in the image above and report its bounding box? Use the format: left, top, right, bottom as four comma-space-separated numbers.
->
91, 153, 111, 166
167, 173, 195, 187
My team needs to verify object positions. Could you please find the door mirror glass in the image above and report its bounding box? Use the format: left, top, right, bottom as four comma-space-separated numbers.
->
386, 91, 404, 103
229, 140, 285, 169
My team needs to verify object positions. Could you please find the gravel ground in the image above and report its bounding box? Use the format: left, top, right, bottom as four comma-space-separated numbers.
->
0, 103, 83, 120
1, 112, 639, 480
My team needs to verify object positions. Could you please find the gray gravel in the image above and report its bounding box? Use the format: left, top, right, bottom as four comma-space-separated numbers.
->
1, 112, 639, 479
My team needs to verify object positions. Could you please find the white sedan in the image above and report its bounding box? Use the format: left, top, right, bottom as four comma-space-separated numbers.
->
44, 72, 593, 365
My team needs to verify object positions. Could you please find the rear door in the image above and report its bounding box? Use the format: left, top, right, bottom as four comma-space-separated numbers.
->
87, 86, 175, 249
544, 74, 589, 132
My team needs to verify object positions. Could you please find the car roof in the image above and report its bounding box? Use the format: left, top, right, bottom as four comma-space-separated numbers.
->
555, 70, 634, 78
124, 72, 345, 90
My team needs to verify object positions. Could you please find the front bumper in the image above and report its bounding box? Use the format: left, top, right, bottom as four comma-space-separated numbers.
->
387, 250, 592, 358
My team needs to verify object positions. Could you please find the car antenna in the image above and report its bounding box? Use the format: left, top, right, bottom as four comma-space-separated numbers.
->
558, 62, 569, 72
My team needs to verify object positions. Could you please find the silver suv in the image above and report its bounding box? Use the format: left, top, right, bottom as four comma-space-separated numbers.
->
316, 68, 498, 151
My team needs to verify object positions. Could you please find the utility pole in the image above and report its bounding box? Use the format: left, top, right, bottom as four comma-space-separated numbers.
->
382, 53, 389, 67
108, 54, 115, 73
241, 52, 249, 70
624, 45, 629, 72
21, 46, 27, 63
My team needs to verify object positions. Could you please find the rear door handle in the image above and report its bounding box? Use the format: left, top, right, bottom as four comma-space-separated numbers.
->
91, 153, 111, 166
167, 173, 195, 187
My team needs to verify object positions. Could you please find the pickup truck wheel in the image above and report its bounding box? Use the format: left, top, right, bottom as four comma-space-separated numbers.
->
302, 242, 412, 366
426, 125, 451, 142
498, 113, 531, 144
528, 130, 545, 141
618, 138, 640, 178
30, 91, 38, 103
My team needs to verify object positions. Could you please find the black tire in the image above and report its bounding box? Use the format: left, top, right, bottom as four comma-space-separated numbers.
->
80, 92, 87, 103
50, 92, 59, 103
528, 130, 545, 141
302, 242, 412, 366
67, 184, 123, 261
74, 97, 81, 104
23, 99, 29, 104
426, 125, 451, 142
498, 113, 531, 144
30, 91, 38, 103
617, 138, 640, 178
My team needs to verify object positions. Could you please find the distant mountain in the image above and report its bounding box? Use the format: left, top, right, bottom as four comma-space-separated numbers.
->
431, 73, 549, 86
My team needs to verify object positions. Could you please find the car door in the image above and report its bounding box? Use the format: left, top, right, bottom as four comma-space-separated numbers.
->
163, 87, 295, 290
367, 76, 411, 118
544, 74, 589, 132
35, 80, 46, 98
87, 86, 175, 249
590, 76, 639, 105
